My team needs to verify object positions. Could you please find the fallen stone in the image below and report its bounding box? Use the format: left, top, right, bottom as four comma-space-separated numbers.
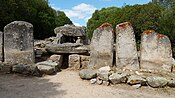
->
48, 55, 63, 68
12, 64, 42, 76
146, 76, 168, 88
0, 63, 12, 73
79, 69, 97, 80
167, 79, 175, 87
109, 73, 128, 84
36, 60, 59, 71
90, 78, 97, 84
127, 75, 146, 85
97, 66, 111, 81
37, 65, 56, 75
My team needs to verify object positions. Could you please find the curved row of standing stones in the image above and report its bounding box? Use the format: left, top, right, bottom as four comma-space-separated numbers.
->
0, 21, 175, 86
90, 22, 174, 72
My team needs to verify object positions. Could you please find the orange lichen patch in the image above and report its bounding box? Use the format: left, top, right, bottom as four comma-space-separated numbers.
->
116, 22, 131, 29
99, 23, 114, 33
157, 33, 165, 39
99, 23, 113, 29
142, 30, 155, 35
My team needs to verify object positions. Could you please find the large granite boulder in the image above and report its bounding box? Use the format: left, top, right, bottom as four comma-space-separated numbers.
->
140, 30, 173, 71
4, 21, 34, 64
109, 72, 128, 84
115, 22, 139, 70
54, 25, 85, 37
146, 76, 168, 88
127, 75, 146, 85
79, 69, 97, 80
12, 64, 42, 76
89, 23, 114, 69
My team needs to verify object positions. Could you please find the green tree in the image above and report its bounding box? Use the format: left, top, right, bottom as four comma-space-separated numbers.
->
0, 0, 72, 39
87, 3, 162, 44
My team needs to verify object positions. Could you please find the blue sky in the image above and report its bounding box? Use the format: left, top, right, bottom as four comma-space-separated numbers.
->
49, 0, 152, 26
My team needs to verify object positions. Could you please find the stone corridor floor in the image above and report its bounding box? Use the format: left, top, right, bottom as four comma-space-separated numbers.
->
0, 69, 175, 98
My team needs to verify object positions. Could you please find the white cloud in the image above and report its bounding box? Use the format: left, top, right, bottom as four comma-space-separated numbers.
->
64, 3, 97, 19
50, 3, 97, 26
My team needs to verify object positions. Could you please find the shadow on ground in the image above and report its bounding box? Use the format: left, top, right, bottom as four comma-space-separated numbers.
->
0, 74, 66, 98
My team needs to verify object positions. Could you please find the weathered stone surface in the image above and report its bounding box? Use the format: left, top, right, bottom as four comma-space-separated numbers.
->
48, 55, 63, 68
54, 25, 85, 37
69, 54, 81, 70
116, 22, 139, 70
140, 30, 173, 71
109, 73, 128, 84
0, 63, 12, 73
37, 65, 56, 75
81, 61, 89, 69
4, 21, 34, 64
36, 60, 59, 72
46, 43, 89, 54
79, 69, 97, 80
0, 31, 2, 62
97, 66, 111, 81
127, 75, 146, 85
89, 23, 114, 69
80, 55, 90, 69
12, 64, 42, 76
168, 79, 175, 87
146, 76, 168, 88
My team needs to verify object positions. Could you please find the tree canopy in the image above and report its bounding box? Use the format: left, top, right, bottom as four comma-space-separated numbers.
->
87, 3, 162, 42
0, 0, 72, 39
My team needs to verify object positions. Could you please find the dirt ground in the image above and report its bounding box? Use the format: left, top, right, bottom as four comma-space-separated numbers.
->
0, 69, 175, 98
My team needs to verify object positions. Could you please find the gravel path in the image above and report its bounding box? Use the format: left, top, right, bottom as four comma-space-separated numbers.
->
0, 69, 175, 98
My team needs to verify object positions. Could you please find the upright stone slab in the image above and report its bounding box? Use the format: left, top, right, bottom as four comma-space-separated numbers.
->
0, 31, 3, 62
89, 23, 114, 69
116, 22, 139, 70
4, 21, 34, 64
140, 30, 173, 71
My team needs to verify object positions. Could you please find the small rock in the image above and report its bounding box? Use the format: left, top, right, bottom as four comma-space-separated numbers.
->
146, 76, 168, 88
97, 66, 111, 81
127, 75, 146, 85
48, 55, 63, 67
132, 84, 142, 89
79, 69, 97, 80
167, 79, 175, 87
109, 73, 128, 84
97, 78, 103, 85
90, 78, 97, 84
103, 81, 110, 86
37, 65, 56, 75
